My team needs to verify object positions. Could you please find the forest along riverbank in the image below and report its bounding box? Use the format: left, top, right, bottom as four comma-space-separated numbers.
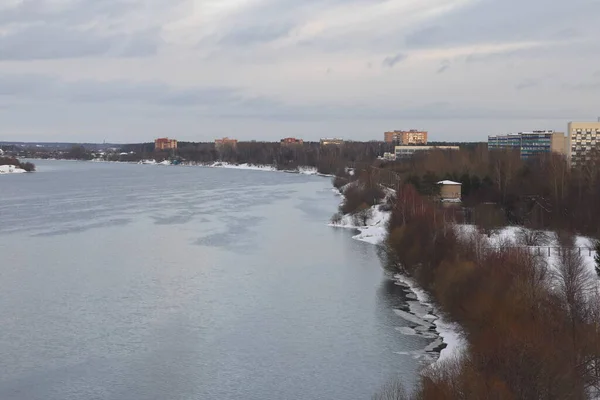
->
329, 170, 600, 399
329, 182, 465, 366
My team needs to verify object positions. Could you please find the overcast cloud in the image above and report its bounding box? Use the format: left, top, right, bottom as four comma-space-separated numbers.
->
0, 0, 599, 143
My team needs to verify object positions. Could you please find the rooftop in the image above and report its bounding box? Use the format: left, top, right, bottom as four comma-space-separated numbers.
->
437, 180, 462, 185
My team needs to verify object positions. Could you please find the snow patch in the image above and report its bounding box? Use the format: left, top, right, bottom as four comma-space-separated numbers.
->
329, 185, 465, 366
328, 205, 390, 245
0, 165, 27, 174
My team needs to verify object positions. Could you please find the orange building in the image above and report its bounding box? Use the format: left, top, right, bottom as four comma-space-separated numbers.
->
281, 137, 304, 146
215, 137, 238, 148
155, 137, 178, 150
384, 130, 428, 145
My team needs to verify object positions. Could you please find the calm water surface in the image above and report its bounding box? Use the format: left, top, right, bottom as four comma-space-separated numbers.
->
0, 160, 427, 400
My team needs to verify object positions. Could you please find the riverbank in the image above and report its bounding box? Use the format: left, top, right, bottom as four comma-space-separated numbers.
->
0, 165, 28, 174
0, 157, 35, 174
89, 158, 336, 177
329, 185, 465, 366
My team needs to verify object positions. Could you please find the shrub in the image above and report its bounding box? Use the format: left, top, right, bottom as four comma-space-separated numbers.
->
330, 213, 342, 225
473, 203, 505, 237
332, 175, 348, 189
21, 162, 36, 172
372, 378, 410, 400
352, 203, 372, 226
555, 230, 576, 249
516, 228, 551, 246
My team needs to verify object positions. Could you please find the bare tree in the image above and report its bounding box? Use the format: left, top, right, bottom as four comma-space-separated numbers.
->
516, 228, 552, 247
372, 378, 410, 400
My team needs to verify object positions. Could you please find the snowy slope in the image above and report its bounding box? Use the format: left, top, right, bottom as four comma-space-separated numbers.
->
0, 165, 27, 174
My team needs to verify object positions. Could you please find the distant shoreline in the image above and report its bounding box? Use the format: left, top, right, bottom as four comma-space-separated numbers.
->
28, 158, 336, 178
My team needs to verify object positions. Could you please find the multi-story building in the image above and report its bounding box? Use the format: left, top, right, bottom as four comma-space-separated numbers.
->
567, 121, 600, 166
384, 130, 428, 145
320, 138, 344, 146
155, 137, 177, 151
280, 137, 304, 146
394, 145, 459, 159
215, 137, 238, 149
488, 131, 565, 159
487, 134, 521, 150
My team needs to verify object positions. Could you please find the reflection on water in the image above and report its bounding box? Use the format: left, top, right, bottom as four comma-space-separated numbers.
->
0, 160, 430, 400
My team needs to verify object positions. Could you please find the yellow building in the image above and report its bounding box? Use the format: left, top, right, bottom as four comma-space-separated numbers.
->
567, 121, 600, 166
320, 138, 344, 146
437, 180, 462, 202
215, 137, 238, 149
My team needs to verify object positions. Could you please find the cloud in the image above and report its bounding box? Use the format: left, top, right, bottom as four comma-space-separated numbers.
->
404, 0, 599, 50
563, 82, 600, 92
0, 74, 245, 107
0, 0, 600, 142
515, 79, 539, 90
437, 60, 450, 74
0, 24, 159, 60
382, 53, 407, 68
0, 0, 183, 60
218, 23, 294, 46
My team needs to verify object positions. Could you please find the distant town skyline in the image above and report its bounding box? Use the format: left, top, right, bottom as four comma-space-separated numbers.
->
0, 0, 599, 143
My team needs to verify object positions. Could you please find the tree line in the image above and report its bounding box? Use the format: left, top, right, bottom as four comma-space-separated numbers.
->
373, 182, 600, 399
380, 145, 600, 237
19, 141, 394, 175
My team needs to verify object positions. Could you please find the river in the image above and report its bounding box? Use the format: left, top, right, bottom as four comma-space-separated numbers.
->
0, 160, 430, 400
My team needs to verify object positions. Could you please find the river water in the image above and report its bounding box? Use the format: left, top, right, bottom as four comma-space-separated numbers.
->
0, 160, 429, 400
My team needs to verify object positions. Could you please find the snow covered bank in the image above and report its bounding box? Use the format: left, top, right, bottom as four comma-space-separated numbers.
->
208, 162, 276, 172
132, 159, 333, 176
394, 274, 465, 364
456, 224, 597, 279
0, 165, 27, 174
329, 205, 390, 245
207, 162, 334, 177
329, 185, 464, 365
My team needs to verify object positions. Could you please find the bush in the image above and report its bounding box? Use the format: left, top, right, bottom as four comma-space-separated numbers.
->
352, 203, 372, 226
21, 162, 36, 172
332, 175, 348, 190
473, 203, 505, 237
330, 213, 342, 225
555, 230, 576, 249
516, 228, 551, 246
340, 183, 385, 215
372, 378, 410, 400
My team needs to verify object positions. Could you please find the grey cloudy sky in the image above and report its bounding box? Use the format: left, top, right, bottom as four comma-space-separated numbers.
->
0, 0, 599, 143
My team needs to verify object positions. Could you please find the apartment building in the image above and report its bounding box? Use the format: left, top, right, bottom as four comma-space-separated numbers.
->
155, 137, 178, 151
488, 134, 521, 150
567, 121, 600, 166
215, 137, 238, 148
384, 130, 428, 145
320, 138, 344, 146
280, 137, 304, 146
487, 131, 565, 159
394, 145, 459, 159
